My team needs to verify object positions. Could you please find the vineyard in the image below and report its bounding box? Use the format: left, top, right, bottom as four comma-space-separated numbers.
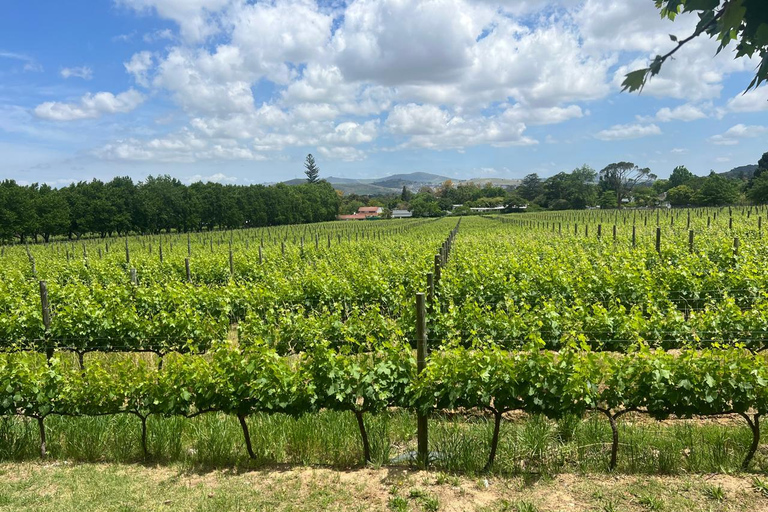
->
1, 207, 768, 475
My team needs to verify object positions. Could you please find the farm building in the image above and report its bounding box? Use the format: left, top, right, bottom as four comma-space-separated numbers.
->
337, 206, 384, 220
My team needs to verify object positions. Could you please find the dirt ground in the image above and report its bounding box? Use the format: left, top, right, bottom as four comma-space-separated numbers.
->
2, 462, 768, 511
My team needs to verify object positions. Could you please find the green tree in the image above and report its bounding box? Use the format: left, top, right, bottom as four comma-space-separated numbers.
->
410, 195, 442, 217
747, 173, 768, 203
105, 176, 136, 235
752, 151, 768, 182
35, 184, 70, 242
599, 162, 656, 208
304, 154, 320, 183
623, 1, 768, 94
400, 185, 412, 201
517, 173, 543, 201
759, 151, 768, 171
695, 171, 740, 205
668, 165, 694, 189
565, 165, 598, 208
599, 190, 618, 209
666, 184, 695, 206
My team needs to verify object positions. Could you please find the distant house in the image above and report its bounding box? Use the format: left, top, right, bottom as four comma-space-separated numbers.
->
337, 213, 368, 220
337, 206, 383, 221
469, 206, 506, 213
358, 206, 383, 216
392, 209, 412, 218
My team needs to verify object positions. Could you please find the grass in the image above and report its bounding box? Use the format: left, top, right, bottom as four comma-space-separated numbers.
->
0, 464, 764, 512
0, 411, 764, 477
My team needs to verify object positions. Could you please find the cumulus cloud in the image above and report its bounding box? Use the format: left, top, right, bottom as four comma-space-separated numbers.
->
61, 66, 93, 80
595, 123, 662, 141
72, 0, 762, 165
143, 28, 175, 43
654, 104, 707, 122
333, 0, 493, 85
709, 124, 767, 146
386, 103, 537, 149
96, 129, 265, 162
720, 87, 768, 114
317, 146, 367, 161
116, 0, 231, 42
125, 51, 154, 87
34, 89, 145, 121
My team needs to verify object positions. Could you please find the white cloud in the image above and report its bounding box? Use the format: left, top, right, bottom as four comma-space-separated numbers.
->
153, 46, 255, 114
47, 0, 761, 169
502, 104, 584, 126
228, 0, 333, 84
125, 51, 154, 87
184, 172, 238, 183
655, 104, 707, 122
0, 50, 43, 72
317, 146, 367, 161
96, 129, 265, 162
720, 87, 768, 114
61, 66, 93, 80
112, 32, 137, 43
670, 148, 687, 154
333, 0, 493, 85
386, 103, 537, 149
143, 28, 175, 43
595, 123, 661, 141
116, 0, 231, 42
709, 124, 767, 146
323, 120, 378, 145
34, 89, 145, 121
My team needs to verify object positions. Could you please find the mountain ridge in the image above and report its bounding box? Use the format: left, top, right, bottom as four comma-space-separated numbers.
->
282, 171, 520, 195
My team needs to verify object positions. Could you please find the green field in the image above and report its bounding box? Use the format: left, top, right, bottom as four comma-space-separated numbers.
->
1, 208, 768, 492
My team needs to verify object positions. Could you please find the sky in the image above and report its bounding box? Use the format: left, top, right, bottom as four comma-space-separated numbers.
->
0, 0, 767, 187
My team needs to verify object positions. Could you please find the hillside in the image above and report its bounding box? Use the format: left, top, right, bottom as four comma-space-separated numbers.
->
720, 164, 758, 180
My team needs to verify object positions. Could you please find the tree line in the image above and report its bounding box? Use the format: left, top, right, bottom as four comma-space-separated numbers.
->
0, 176, 339, 243
340, 152, 768, 216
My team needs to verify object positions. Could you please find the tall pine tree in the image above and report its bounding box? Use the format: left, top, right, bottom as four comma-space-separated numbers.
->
304, 154, 320, 183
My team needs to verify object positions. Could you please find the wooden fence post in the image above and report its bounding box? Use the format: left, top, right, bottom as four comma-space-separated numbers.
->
39, 281, 52, 360
416, 292, 428, 469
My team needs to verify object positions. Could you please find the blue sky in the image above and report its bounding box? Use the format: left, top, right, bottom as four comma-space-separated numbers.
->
1, 0, 766, 186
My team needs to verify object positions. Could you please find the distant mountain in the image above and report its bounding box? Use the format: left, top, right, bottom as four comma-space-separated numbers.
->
375, 172, 450, 184
281, 171, 521, 195
463, 177, 522, 187
720, 164, 758, 180
325, 176, 365, 184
